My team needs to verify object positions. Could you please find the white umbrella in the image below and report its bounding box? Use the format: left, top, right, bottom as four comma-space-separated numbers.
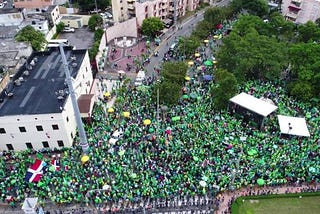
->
199, 180, 207, 187
118, 70, 125, 74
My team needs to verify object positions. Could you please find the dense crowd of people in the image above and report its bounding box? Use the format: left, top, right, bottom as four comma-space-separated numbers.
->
0, 68, 318, 209
0, 19, 319, 213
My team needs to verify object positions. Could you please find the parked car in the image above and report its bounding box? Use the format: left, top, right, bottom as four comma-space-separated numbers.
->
135, 70, 146, 86
109, 129, 123, 144
0, 3, 5, 8
101, 12, 112, 19
63, 27, 75, 33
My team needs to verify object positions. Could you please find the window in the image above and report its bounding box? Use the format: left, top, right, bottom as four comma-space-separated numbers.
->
36, 125, 43, 131
19, 127, 26, 132
26, 143, 33, 149
0, 128, 6, 134
71, 132, 74, 139
6, 144, 14, 151
52, 124, 59, 130
57, 140, 64, 147
66, 116, 69, 122
42, 141, 49, 148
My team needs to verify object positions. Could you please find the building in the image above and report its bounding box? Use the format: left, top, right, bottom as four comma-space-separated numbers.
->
0, 47, 93, 151
112, 0, 200, 25
0, 8, 24, 26
60, 15, 83, 28
13, 0, 55, 9
281, 0, 320, 23
24, 5, 61, 28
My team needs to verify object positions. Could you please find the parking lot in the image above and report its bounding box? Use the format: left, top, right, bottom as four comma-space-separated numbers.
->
59, 27, 95, 50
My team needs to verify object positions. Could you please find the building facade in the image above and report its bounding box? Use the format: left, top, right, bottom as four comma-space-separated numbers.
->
112, 0, 200, 26
282, 0, 320, 23
13, 0, 55, 9
0, 47, 93, 151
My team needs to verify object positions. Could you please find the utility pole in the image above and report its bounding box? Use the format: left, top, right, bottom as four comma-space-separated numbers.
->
156, 88, 160, 145
94, 0, 98, 14
59, 44, 89, 154
173, 0, 177, 27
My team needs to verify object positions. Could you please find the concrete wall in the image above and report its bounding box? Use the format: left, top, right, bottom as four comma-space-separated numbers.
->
105, 18, 137, 43
61, 16, 83, 28
96, 30, 107, 72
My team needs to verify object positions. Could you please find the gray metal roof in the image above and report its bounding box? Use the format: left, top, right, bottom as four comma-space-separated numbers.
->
0, 47, 87, 116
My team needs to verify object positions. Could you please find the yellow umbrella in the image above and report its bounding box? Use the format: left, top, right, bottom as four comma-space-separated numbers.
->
81, 155, 89, 164
213, 60, 217, 64
213, 35, 219, 39
143, 119, 151, 125
123, 111, 130, 118
104, 92, 111, 97
188, 61, 194, 66
194, 53, 200, 57
185, 76, 191, 81
107, 108, 114, 113
204, 39, 209, 43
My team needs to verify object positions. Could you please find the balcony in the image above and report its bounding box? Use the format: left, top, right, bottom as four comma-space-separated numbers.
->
286, 11, 298, 19
128, 4, 135, 10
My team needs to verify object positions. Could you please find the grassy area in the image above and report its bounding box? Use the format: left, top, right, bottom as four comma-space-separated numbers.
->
232, 194, 320, 214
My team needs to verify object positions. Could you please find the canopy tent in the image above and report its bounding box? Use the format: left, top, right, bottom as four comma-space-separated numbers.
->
277, 115, 310, 137
230, 93, 278, 117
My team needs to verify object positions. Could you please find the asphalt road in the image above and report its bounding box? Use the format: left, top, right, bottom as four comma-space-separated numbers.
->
144, 0, 230, 78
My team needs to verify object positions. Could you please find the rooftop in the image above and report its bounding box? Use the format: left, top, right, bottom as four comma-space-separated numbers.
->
0, 47, 87, 116
0, 8, 21, 14
61, 15, 82, 20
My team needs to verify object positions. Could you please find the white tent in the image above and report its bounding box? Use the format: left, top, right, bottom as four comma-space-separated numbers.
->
230, 92, 278, 117
277, 115, 310, 137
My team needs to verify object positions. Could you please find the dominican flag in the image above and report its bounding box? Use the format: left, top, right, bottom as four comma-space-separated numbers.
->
51, 159, 60, 171
25, 159, 46, 183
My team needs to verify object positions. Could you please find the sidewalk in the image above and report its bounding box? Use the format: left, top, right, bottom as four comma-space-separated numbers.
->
214, 183, 320, 214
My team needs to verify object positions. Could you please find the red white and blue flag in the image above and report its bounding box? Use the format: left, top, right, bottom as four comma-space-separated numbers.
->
51, 159, 60, 171
25, 159, 46, 183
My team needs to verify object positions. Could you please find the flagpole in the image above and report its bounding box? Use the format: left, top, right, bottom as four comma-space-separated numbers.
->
59, 44, 89, 154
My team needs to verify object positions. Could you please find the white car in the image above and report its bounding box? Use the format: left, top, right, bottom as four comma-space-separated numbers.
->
0, 3, 4, 8
109, 129, 124, 144
63, 27, 75, 33
135, 70, 146, 86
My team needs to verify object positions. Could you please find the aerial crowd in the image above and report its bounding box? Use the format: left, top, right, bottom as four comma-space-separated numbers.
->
0, 19, 319, 210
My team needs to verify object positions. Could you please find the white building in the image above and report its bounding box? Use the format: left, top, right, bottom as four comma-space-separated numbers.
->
0, 47, 93, 151
0, 8, 24, 26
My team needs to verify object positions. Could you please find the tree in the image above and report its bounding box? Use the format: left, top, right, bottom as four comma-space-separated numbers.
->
297, 21, 320, 43
88, 14, 103, 31
217, 16, 288, 82
56, 22, 65, 34
177, 36, 201, 58
203, 7, 227, 30
15, 25, 47, 51
192, 20, 212, 40
161, 61, 188, 85
210, 69, 238, 110
231, 0, 268, 17
141, 17, 164, 38
152, 62, 188, 106
153, 81, 182, 106
74, 0, 111, 12
287, 42, 320, 100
